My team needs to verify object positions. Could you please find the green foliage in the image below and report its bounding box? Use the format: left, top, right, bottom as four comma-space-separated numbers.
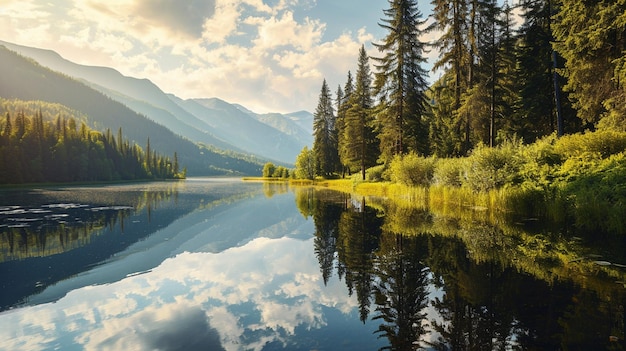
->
342, 45, 379, 180
381, 130, 626, 234
312, 79, 339, 176
560, 153, 626, 234
553, 0, 626, 125
373, 0, 430, 161
364, 165, 387, 182
463, 141, 522, 191
433, 157, 465, 187
0, 105, 182, 184
295, 146, 316, 180
388, 153, 436, 187
261, 162, 290, 179
552, 130, 626, 159
262, 162, 275, 178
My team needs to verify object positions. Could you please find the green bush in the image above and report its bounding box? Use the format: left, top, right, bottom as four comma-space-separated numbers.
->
558, 153, 626, 234
517, 135, 562, 190
365, 165, 386, 182
433, 157, 465, 187
553, 130, 626, 158
463, 142, 522, 191
389, 153, 436, 187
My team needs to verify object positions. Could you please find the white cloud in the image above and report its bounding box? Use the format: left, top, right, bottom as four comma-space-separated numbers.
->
0, 237, 360, 350
202, 0, 241, 44
247, 11, 324, 51
0, 0, 387, 113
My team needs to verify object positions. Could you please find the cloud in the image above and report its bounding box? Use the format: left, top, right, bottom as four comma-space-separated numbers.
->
0, 237, 360, 350
134, 0, 216, 38
246, 11, 324, 51
201, 0, 241, 44
0, 0, 386, 113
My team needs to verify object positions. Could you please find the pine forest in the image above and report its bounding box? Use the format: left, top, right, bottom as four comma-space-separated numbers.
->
0, 100, 184, 184
300, 0, 626, 180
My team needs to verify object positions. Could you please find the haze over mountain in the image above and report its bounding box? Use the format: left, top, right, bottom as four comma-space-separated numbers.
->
0, 40, 313, 165
0, 45, 264, 176
0, 41, 314, 173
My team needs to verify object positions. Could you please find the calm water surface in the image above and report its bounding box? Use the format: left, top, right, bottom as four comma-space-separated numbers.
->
0, 178, 624, 350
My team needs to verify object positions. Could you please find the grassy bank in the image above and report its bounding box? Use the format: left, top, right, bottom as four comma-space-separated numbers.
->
283, 131, 626, 235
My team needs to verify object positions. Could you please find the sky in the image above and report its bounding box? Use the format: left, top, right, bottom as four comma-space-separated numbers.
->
0, 0, 449, 114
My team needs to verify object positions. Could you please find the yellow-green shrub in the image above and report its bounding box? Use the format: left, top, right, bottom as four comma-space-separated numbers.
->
388, 153, 436, 187
553, 130, 626, 158
463, 142, 522, 191
433, 157, 465, 187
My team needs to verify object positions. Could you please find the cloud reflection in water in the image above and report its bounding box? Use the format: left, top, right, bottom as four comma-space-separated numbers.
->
0, 236, 365, 350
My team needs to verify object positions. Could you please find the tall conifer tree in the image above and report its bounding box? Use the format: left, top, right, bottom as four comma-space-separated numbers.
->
338, 71, 355, 174
312, 79, 338, 176
344, 45, 378, 180
553, 0, 626, 128
430, 0, 469, 155
373, 0, 430, 163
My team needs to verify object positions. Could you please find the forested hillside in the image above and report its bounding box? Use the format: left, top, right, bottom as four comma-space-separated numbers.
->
0, 46, 264, 176
0, 40, 312, 164
0, 102, 182, 183
303, 0, 625, 180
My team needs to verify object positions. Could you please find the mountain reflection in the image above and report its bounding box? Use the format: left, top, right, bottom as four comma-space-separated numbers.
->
0, 180, 261, 311
0, 184, 179, 262
1, 182, 624, 350
296, 187, 626, 350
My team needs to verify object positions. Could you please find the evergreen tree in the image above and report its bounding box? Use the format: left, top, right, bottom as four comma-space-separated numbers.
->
0, 106, 181, 184
457, 0, 503, 147
145, 137, 152, 174
335, 84, 346, 177
494, 1, 520, 141
338, 71, 355, 175
343, 45, 379, 180
553, 0, 626, 129
173, 152, 180, 176
430, 0, 470, 155
2, 112, 11, 138
312, 79, 339, 177
373, 0, 431, 163
513, 0, 562, 140
430, 0, 468, 112
429, 74, 462, 156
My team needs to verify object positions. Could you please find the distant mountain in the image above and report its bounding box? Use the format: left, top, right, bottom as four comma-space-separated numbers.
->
0, 40, 311, 164
172, 97, 307, 163
0, 45, 263, 176
284, 111, 314, 136
86, 82, 242, 152
232, 104, 313, 146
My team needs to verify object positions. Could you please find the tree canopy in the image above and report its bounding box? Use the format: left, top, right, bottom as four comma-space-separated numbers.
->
302, 0, 626, 180
0, 102, 184, 184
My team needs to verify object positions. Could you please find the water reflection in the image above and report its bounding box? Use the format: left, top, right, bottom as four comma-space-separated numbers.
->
295, 187, 626, 350
0, 180, 387, 351
0, 182, 625, 350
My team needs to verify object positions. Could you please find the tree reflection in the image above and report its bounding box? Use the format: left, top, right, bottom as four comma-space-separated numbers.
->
338, 197, 382, 322
0, 205, 133, 261
373, 234, 430, 350
311, 191, 344, 285
303, 188, 626, 351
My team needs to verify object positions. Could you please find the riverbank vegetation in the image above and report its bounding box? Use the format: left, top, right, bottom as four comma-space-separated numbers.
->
288, 130, 626, 235
290, 186, 626, 349
0, 100, 185, 184
279, 0, 626, 235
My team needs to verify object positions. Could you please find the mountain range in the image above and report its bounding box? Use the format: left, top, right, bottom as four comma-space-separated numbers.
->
0, 40, 313, 175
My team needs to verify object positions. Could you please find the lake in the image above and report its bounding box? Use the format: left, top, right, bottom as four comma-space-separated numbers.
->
0, 178, 624, 350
